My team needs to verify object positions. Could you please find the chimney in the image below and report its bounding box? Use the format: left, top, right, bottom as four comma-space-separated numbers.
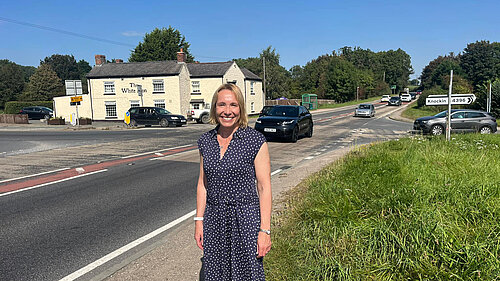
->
95, 55, 106, 66
177, 48, 186, 63
115, 59, 123, 63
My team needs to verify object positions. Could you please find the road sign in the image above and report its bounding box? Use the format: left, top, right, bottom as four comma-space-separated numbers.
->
426, 94, 476, 106
390, 85, 396, 89
71, 96, 83, 103
65, 80, 83, 96
124, 111, 130, 125
70, 113, 77, 126
137, 85, 143, 97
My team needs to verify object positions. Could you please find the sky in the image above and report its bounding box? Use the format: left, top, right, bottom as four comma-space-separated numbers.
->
1, 0, 499, 80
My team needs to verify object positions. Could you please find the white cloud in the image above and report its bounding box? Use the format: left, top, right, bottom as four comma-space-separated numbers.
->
121, 31, 142, 37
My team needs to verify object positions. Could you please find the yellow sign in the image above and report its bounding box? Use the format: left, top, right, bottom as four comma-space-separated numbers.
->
71, 96, 83, 102
124, 111, 130, 125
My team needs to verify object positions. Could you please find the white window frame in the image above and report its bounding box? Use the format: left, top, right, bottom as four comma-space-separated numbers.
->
250, 81, 255, 95
251, 102, 255, 113
153, 79, 164, 93
130, 100, 140, 108
105, 101, 117, 118
154, 99, 166, 109
104, 81, 115, 95
191, 81, 200, 94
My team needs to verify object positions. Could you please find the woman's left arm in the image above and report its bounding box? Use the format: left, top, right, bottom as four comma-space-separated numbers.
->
255, 142, 272, 258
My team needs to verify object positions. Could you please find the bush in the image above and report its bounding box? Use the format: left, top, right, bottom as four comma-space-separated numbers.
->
4, 101, 53, 114
416, 86, 447, 108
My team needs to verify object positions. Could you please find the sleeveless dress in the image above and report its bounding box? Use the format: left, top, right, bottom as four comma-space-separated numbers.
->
197, 126, 267, 281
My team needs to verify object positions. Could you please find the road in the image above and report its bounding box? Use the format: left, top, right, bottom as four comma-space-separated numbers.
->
0, 103, 412, 280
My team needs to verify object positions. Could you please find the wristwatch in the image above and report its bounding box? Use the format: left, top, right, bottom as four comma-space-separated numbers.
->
259, 228, 271, 235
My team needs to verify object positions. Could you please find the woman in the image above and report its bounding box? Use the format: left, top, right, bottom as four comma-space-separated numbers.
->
194, 84, 272, 280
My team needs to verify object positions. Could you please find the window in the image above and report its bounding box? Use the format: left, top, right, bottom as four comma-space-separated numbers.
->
251, 102, 255, 113
130, 100, 140, 108
105, 101, 117, 118
104, 81, 115, 95
191, 81, 200, 94
465, 112, 485, 118
193, 103, 200, 110
153, 80, 164, 93
451, 112, 466, 119
154, 99, 166, 109
250, 81, 255, 95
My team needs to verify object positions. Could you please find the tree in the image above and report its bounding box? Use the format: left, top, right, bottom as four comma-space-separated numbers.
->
0, 60, 25, 107
378, 49, 413, 91
129, 27, 194, 62
20, 64, 63, 101
460, 40, 500, 88
77, 59, 92, 94
41, 54, 80, 82
235, 46, 291, 99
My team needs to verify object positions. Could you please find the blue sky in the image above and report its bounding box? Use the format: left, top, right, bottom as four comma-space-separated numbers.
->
1, 0, 499, 79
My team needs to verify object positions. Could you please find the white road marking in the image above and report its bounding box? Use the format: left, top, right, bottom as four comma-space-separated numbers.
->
121, 144, 193, 159
270, 169, 282, 176
59, 210, 197, 281
304, 156, 315, 160
0, 168, 70, 184
149, 149, 198, 161
0, 169, 107, 198
154, 152, 164, 156
75, 167, 85, 174
314, 152, 322, 155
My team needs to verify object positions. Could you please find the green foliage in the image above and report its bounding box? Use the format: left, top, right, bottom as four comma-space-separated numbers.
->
235, 46, 291, 99
266, 135, 500, 280
378, 48, 413, 91
4, 101, 53, 114
420, 53, 462, 89
41, 54, 80, 82
129, 27, 194, 62
460, 40, 500, 88
20, 64, 63, 101
20, 65, 36, 83
416, 86, 447, 108
0, 59, 25, 108
473, 79, 500, 118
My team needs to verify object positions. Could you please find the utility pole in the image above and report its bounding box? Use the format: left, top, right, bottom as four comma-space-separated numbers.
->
383, 71, 385, 83
487, 82, 492, 113
263, 57, 267, 100
446, 70, 453, 142
356, 86, 359, 101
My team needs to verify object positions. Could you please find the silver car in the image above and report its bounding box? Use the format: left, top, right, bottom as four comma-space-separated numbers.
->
354, 104, 375, 118
413, 109, 498, 135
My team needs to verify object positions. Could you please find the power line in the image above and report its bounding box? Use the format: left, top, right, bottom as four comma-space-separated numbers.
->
0, 16, 135, 47
0, 16, 234, 61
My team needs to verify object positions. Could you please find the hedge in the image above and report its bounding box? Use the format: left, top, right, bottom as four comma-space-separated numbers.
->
4, 101, 53, 114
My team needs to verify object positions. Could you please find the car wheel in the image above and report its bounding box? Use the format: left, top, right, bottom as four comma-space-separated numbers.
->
290, 126, 299, 143
431, 125, 444, 136
160, 118, 169, 127
305, 123, 313, 138
479, 126, 492, 134
201, 114, 210, 124
130, 119, 138, 127
44, 115, 50, 120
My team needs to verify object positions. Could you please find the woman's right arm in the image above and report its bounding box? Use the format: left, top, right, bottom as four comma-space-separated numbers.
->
194, 154, 207, 250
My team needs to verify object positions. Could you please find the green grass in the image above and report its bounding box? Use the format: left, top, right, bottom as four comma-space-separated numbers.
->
317, 97, 381, 110
401, 103, 443, 120
266, 134, 500, 280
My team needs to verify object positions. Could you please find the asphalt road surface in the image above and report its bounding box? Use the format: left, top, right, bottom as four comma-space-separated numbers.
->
0, 103, 412, 280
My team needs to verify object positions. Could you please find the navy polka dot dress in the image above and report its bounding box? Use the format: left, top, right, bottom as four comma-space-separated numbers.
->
198, 126, 267, 281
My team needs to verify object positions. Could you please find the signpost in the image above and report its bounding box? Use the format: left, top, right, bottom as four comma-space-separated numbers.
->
65, 80, 83, 126
425, 94, 476, 106
137, 84, 143, 106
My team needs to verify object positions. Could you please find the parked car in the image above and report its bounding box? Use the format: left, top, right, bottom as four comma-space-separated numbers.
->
387, 96, 402, 106
381, 95, 390, 102
259, 105, 274, 117
413, 109, 498, 135
354, 104, 375, 118
401, 94, 412, 102
255, 105, 313, 142
19, 106, 54, 120
128, 107, 187, 127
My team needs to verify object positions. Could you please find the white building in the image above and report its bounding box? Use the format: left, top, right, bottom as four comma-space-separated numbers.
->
53, 51, 264, 121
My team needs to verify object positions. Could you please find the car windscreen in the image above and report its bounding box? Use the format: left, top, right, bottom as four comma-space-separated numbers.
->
267, 107, 299, 117
434, 111, 448, 118
358, 104, 371, 109
157, 108, 171, 114
390, 97, 399, 100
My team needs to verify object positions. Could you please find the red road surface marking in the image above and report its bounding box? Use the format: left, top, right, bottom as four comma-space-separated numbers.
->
0, 145, 197, 194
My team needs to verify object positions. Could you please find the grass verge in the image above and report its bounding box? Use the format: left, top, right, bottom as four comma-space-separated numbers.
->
266, 134, 500, 280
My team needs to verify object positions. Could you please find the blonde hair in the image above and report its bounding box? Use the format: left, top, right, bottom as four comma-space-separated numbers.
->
209, 84, 248, 127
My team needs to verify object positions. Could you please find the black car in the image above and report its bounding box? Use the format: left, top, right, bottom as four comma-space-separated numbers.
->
254, 105, 313, 142
19, 106, 54, 120
259, 105, 274, 116
413, 109, 498, 135
128, 107, 187, 127
387, 96, 402, 106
